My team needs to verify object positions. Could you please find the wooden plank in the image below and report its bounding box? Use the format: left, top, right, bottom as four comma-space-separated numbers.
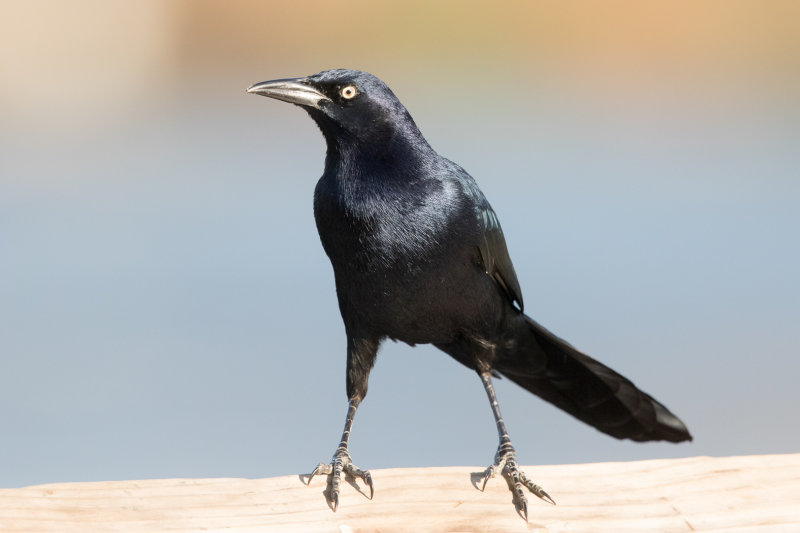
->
1, 454, 798, 532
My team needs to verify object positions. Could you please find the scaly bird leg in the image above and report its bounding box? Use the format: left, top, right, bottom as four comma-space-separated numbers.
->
478, 371, 555, 521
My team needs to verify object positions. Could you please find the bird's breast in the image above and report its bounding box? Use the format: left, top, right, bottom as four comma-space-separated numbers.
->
312, 173, 500, 343
314, 176, 463, 273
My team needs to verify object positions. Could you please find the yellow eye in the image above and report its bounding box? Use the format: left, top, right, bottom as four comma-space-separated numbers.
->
340, 85, 357, 99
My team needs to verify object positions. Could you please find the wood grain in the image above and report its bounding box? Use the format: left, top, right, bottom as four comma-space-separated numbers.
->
1, 454, 798, 532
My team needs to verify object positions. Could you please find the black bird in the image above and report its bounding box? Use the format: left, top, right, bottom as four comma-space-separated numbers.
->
247, 69, 691, 519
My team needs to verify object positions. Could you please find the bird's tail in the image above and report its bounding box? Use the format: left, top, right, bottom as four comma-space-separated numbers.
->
495, 315, 692, 443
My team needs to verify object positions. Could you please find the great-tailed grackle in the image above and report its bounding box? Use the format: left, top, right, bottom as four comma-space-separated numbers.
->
247, 69, 691, 519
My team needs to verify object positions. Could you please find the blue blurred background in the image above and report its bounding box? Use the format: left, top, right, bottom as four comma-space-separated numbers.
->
1, 1, 798, 488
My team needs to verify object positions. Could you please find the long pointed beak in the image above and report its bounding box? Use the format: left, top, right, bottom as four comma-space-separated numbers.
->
247, 77, 330, 109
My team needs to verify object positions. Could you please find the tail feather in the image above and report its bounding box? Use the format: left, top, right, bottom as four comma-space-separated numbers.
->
495, 316, 692, 443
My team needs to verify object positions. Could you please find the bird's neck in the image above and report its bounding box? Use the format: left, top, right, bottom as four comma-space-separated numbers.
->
322, 128, 437, 185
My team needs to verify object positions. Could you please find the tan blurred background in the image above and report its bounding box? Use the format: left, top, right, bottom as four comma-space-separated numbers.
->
3, 1, 798, 131
1, 1, 798, 488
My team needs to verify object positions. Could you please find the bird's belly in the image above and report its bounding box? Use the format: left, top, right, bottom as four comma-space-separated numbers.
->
335, 258, 503, 345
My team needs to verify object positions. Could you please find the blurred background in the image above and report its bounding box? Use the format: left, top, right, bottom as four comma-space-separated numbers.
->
1, 1, 798, 488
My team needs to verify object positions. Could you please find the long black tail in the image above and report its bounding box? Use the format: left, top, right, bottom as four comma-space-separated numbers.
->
495, 315, 692, 443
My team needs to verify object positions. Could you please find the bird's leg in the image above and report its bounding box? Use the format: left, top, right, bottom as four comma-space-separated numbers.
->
307, 398, 373, 511
308, 336, 378, 511
478, 370, 555, 520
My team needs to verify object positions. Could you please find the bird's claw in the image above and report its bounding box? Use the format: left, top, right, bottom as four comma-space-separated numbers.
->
482, 443, 555, 521
331, 490, 339, 512
519, 469, 555, 506
480, 463, 499, 491
347, 464, 374, 499
307, 462, 332, 485
307, 448, 373, 511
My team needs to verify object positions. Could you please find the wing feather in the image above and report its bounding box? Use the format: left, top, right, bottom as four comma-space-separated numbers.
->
476, 206, 524, 310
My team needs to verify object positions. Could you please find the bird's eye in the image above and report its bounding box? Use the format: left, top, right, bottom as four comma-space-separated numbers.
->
340, 85, 358, 99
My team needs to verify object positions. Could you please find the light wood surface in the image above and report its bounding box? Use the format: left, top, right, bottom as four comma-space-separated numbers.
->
1, 454, 798, 532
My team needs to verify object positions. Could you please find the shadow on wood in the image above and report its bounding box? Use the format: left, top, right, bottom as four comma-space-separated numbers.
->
1, 454, 798, 532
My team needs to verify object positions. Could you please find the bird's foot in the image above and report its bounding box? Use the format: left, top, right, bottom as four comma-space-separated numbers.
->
481, 442, 555, 521
307, 446, 373, 511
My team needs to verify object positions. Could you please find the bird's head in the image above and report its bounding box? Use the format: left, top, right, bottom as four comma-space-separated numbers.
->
248, 69, 430, 159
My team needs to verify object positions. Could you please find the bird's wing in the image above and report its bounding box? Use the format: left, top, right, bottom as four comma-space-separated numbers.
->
476, 205, 524, 311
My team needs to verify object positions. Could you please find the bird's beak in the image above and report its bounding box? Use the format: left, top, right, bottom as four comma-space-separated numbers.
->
247, 77, 330, 109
